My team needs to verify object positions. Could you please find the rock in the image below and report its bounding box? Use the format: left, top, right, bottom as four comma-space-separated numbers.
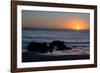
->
27, 41, 72, 53
49, 40, 72, 51
27, 42, 49, 53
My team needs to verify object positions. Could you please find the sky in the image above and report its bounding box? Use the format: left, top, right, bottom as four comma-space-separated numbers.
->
22, 10, 90, 30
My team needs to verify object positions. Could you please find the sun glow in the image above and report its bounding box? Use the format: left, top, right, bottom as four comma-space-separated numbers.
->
76, 27, 80, 30
64, 19, 89, 30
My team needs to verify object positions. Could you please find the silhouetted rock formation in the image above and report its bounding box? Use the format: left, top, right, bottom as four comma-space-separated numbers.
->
49, 41, 72, 51
27, 41, 72, 53
27, 42, 49, 53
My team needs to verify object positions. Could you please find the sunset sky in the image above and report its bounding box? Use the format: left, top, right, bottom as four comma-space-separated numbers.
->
22, 10, 90, 30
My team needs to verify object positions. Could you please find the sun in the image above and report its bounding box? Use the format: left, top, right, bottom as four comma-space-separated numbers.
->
76, 27, 80, 30
75, 25, 82, 30
64, 19, 89, 30
74, 24, 81, 30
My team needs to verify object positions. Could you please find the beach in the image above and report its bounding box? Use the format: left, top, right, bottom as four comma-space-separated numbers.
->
22, 52, 89, 62
22, 48, 90, 62
22, 28, 90, 62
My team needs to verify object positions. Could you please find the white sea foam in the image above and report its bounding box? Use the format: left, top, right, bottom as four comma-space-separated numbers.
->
22, 29, 90, 55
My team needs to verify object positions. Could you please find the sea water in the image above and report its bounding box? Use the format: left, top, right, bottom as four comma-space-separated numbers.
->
22, 28, 90, 55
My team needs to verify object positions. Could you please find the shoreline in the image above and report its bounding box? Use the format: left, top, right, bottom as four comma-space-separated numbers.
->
22, 51, 90, 62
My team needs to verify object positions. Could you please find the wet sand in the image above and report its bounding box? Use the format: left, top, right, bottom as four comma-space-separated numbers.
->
22, 52, 90, 62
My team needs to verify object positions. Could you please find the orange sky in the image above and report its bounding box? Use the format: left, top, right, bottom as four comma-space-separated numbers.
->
23, 11, 90, 30
63, 19, 89, 30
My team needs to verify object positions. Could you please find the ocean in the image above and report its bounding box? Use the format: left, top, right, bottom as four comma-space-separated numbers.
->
22, 28, 90, 55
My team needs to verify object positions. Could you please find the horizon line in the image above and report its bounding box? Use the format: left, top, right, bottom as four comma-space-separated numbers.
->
22, 27, 89, 31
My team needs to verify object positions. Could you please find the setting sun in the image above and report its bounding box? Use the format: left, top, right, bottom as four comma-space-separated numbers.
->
76, 27, 80, 30
64, 19, 89, 30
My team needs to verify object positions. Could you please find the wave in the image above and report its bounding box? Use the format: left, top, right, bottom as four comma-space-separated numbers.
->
22, 28, 90, 51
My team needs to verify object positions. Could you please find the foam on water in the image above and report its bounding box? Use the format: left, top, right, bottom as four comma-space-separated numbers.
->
22, 28, 90, 55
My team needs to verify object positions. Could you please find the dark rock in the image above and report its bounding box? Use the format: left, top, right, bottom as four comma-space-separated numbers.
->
49, 41, 72, 51
27, 41, 72, 53
27, 42, 49, 53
